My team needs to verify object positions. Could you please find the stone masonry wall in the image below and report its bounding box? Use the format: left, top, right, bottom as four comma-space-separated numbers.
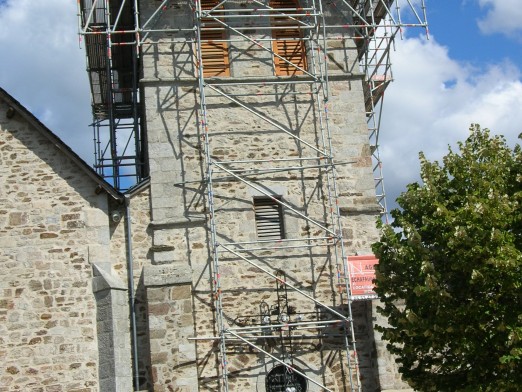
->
140, 77, 384, 390
138, 0, 410, 390
0, 98, 113, 392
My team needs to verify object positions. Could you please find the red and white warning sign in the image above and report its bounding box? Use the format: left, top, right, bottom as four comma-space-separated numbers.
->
347, 254, 378, 299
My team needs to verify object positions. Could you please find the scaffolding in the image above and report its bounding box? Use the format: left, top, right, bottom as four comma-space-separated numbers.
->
349, 0, 429, 221
78, 0, 146, 190
193, 2, 357, 389
78, 0, 428, 390
78, 0, 427, 197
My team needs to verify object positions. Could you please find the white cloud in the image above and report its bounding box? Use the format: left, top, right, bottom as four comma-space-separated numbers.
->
380, 34, 522, 210
477, 0, 522, 36
0, 0, 93, 163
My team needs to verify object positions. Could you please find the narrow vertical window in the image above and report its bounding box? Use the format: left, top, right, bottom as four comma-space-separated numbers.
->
200, 0, 230, 77
254, 196, 285, 240
270, 0, 307, 76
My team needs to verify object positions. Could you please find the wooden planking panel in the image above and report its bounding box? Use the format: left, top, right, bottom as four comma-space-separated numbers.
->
270, 0, 307, 76
199, 0, 230, 77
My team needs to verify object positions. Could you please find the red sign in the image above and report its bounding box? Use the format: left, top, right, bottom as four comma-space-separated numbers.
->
347, 255, 378, 299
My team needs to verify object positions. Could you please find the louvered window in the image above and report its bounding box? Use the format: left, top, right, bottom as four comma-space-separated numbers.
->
200, 0, 230, 77
270, 0, 307, 76
254, 197, 285, 240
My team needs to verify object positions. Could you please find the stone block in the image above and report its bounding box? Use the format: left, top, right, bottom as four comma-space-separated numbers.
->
171, 285, 191, 300
151, 248, 175, 265
144, 264, 192, 287
84, 209, 107, 228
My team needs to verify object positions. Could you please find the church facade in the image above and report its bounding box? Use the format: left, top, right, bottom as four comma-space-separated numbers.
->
0, 0, 419, 391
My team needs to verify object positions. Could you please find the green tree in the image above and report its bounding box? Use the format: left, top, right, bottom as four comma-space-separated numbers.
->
372, 125, 522, 391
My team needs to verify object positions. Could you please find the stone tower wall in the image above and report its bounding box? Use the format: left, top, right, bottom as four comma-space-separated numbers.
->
138, 0, 388, 390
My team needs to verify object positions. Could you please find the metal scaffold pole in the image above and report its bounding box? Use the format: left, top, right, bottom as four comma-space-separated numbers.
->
194, 0, 230, 389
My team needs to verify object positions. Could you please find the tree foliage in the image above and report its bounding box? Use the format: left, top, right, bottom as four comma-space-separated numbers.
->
373, 125, 522, 391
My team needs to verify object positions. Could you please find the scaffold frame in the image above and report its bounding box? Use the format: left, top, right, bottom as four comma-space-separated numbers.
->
77, 0, 428, 389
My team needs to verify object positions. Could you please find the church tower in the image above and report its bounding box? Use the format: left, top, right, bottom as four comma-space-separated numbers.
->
78, 1, 428, 390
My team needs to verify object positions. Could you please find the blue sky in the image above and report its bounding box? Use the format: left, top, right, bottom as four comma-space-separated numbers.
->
379, 0, 522, 210
1, 0, 521, 211
428, 1, 522, 65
